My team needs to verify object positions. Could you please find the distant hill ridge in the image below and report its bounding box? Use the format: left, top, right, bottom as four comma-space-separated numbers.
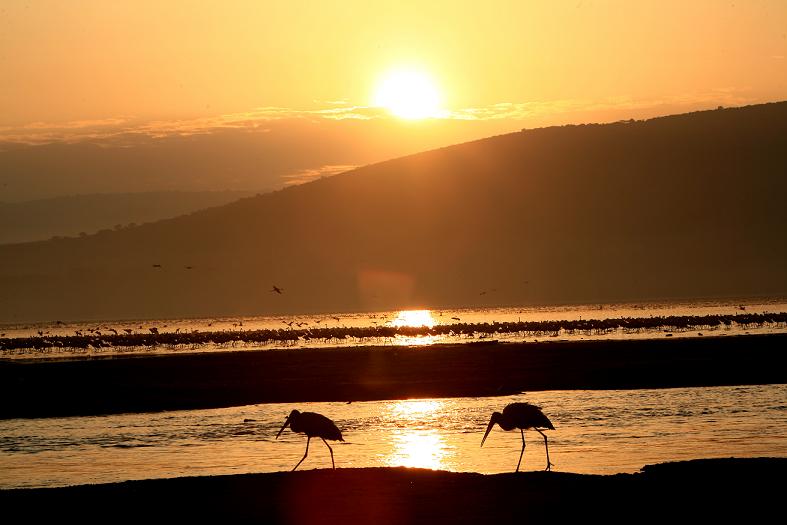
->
0, 191, 254, 244
1, 101, 785, 322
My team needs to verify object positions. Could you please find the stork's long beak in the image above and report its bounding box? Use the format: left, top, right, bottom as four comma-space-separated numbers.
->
480, 416, 496, 447
276, 416, 290, 439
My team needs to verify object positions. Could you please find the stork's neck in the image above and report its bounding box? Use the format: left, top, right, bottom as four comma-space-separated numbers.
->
496, 413, 516, 431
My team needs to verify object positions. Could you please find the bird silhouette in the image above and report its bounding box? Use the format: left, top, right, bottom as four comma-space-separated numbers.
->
276, 409, 344, 471
271, 285, 284, 294
481, 402, 555, 472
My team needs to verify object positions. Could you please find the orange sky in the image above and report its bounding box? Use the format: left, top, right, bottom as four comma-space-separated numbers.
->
1, 0, 786, 136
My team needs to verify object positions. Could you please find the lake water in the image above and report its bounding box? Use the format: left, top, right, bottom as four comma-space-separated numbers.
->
2, 384, 786, 489
2, 297, 786, 358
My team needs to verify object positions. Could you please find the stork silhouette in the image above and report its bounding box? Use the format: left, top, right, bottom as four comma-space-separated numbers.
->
481, 402, 555, 472
276, 409, 344, 470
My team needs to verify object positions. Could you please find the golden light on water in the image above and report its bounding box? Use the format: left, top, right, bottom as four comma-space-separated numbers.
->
387, 431, 447, 470
392, 309, 436, 328
390, 399, 442, 418
385, 399, 448, 470
391, 310, 441, 346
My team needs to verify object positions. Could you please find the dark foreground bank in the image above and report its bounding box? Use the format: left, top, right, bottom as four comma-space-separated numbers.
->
2, 334, 786, 419
0, 458, 782, 522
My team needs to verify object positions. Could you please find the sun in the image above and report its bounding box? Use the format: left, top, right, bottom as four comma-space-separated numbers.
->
373, 69, 443, 120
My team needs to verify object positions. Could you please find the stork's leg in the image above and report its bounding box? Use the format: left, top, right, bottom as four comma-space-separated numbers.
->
293, 436, 310, 471
516, 429, 526, 472
321, 438, 335, 469
536, 429, 553, 471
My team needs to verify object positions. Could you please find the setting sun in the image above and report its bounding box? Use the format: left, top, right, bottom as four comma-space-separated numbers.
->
373, 69, 443, 120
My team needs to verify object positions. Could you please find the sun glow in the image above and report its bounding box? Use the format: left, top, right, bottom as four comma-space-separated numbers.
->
373, 69, 443, 120
390, 399, 442, 418
386, 430, 447, 470
383, 399, 448, 469
392, 309, 436, 328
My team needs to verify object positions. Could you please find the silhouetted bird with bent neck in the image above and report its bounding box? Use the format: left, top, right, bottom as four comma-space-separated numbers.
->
276, 409, 344, 470
481, 402, 555, 472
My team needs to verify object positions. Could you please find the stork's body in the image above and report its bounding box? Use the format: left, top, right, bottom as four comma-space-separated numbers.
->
276, 409, 343, 470
481, 402, 555, 472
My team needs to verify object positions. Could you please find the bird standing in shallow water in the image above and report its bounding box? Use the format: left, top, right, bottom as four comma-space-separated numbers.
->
276, 409, 344, 471
481, 402, 555, 472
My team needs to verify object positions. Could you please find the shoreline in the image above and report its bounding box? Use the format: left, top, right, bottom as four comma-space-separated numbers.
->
2, 333, 786, 419
1, 458, 783, 521
2, 311, 785, 354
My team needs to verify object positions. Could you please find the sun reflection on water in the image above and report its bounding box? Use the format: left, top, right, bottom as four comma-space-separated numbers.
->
384, 399, 449, 470
386, 430, 447, 470
390, 310, 442, 346
390, 399, 442, 418
391, 309, 435, 328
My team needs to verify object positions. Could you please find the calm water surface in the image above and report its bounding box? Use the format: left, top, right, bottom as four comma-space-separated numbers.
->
2, 297, 786, 358
2, 385, 786, 489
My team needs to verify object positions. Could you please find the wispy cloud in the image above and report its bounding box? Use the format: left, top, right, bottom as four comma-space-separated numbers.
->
0, 116, 140, 145
0, 106, 393, 145
281, 165, 358, 186
0, 88, 762, 146
447, 90, 754, 121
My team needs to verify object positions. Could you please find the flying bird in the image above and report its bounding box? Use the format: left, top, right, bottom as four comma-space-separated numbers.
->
271, 285, 284, 294
276, 409, 344, 471
481, 402, 555, 472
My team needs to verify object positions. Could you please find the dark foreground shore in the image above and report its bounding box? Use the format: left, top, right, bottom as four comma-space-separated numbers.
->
1, 458, 783, 522
2, 334, 786, 419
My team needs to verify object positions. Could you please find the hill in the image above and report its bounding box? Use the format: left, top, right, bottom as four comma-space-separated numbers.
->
0, 191, 252, 244
0, 118, 511, 202
1, 102, 785, 322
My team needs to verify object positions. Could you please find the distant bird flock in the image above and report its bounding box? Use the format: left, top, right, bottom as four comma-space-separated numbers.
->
1, 312, 785, 355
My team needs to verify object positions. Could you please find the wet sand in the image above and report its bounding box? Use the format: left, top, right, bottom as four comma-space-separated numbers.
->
1, 333, 785, 419
0, 458, 782, 522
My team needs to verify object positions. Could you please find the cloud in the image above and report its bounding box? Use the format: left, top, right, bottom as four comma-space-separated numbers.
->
0, 88, 761, 146
0, 106, 398, 145
0, 117, 140, 145
447, 89, 754, 122
281, 165, 359, 186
